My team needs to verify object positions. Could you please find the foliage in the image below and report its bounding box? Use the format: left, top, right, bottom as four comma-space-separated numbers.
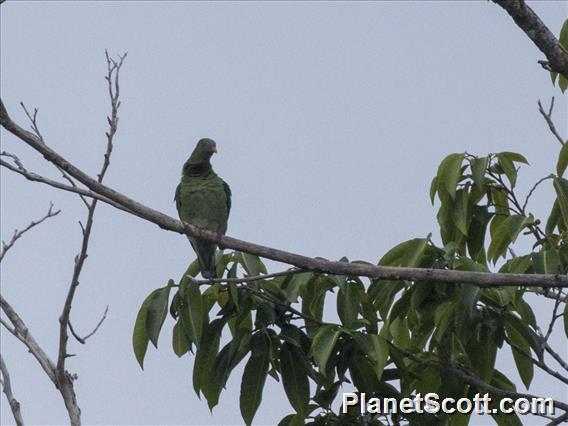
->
550, 19, 568, 92
133, 142, 567, 425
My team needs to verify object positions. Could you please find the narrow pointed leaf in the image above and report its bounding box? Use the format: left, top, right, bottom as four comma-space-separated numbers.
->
553, 177, 568, 228
172, 320, 190, 357
471, 156, 489, 188
280, 343, 310, 415
558, 143, 568, 177
240, 332, 270, 426
146, 285, 171, 348
133, 290, 158, 369
436, 153, 465, 199
310, 325, 341, 374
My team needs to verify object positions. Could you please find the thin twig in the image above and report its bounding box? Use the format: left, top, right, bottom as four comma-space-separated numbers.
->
538, 98, 565, 146
395, 344, 568, 414
547, 412, 568, 426
0, 355, 24, 426
68, 305, 109, 344
0, 201, 60, 262
504, 336, 568, 385
190, 268, 308, 286
55, 52, 126, 425
522, 175, 554, 212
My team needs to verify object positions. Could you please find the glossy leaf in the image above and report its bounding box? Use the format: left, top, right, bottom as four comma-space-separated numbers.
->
471, 156, 489, 188
505, 322, 533, 389
280, 343, 310, 415
487, 215, 532, 263
379, 237, 428, 267
553, 177, 568, 228
132, 290, 158, 369
193, 318, 224, 408
532, 249, 562, 274
181, 282, 204, 349
240, 332, 270, 426
337, 284, 359, 329
146, 284, 171, 348
172, 320, 190, 357
436, 153, 465, 199
558, 143, 568, 176
310, 325, 341, 374
238, 251, 267, 276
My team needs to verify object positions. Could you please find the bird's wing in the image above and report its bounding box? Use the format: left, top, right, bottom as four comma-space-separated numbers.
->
222, 180, 232, 215
174, 182, 182, 214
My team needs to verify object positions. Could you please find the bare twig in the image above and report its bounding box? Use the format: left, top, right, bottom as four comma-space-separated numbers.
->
396, 344, 568, 414
492, 0, 568, 77
538, 98, 565, 146
0, 201, 60, 262
544, 293, 563, 344
547, 412, 568, 426
68, 305, 109, 344
504, 336, 568, 385
0, 355, 24, 426
522, 175, 554, 212
191, 268, 307, 286
55, 52, 126, 426
0, 155, 137, 216
543, 341, 568, 373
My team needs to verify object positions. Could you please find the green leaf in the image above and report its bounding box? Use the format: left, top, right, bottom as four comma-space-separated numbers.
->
348, 354, 380, 394
310, 325, 341, 374
560, 74, 568, 93
193, 318, 224, 408
471, 156, 489, 189
354, 333, 389, 379
436, 153, 465, 199
280, 343, 310, 416
505, 322, 533, 389
378, 237, 428, 267
487, 215, 533, 263
429, 175, 438, 204
546, 199, 561, 234
181, 282, 204, 349
499, 152, 529, 165
240, 332, 270, 426
337, 284, 359, 329
453, 189, 470, 236
132, 290, 158, 369
145, 285, 171, 348
497, 153, 519, 188
553, 177, 568, 228
238, 251, 267, 276
172, 320, 190, 357
551, 71, 558, 85
532, 249, 562, 274
558, 143, 568, 177
283, 272, 313, 303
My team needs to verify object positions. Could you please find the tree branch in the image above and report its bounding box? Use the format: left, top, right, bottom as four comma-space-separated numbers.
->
0, 355, 24, 426
68, 305, 109, 344
1, 99, 566, 288
396, 345, 568, 414
538, 98, 565, 146
0, 296, 57, 384
492, 0, 568, 77
0, 201, 60, 262
55, 52, 126, 426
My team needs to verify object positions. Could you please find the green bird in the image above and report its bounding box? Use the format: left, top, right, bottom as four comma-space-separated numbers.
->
175, 138, 231, 278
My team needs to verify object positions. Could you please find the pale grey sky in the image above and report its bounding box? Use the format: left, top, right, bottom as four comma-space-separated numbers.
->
1, 1, 566, 425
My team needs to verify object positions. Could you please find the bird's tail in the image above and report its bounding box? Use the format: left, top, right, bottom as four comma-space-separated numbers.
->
191, 240, 217, 279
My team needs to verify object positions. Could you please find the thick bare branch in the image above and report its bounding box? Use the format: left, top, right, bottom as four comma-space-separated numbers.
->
0, 355, 24, 426
0, 99, 566, 288
0, 201, 60, 262
0, 296, 57, 383
492, 0, 568, 76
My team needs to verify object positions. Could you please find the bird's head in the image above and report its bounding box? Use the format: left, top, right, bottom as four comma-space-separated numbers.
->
188, 138, 218, 164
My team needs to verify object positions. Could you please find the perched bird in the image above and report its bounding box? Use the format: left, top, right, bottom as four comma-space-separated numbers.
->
175, 138, 231, 278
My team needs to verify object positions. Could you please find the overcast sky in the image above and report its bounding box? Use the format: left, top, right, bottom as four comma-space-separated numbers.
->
1, 1, 566, 425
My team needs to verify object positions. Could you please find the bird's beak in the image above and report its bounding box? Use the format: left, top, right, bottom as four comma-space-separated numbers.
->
211, 147, 218, 153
